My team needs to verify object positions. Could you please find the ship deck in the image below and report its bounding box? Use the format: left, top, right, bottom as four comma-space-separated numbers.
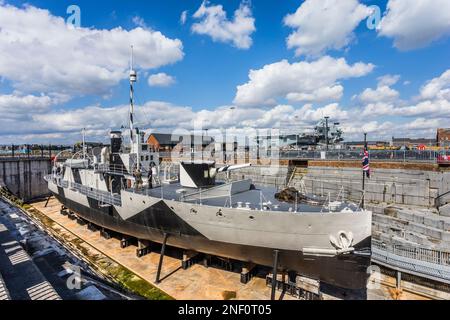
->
127, 179, 359, 214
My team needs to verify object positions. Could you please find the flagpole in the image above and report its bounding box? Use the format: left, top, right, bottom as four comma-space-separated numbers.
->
362, 132, 367, 209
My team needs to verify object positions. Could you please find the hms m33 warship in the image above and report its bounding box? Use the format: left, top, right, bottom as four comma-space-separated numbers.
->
45, 50, 372, 291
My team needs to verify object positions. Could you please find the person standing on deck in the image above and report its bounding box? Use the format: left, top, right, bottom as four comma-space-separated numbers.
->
148, 162, 154, 189
134, 168, 143, 190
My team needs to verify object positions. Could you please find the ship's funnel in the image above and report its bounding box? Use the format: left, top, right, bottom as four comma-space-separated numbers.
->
179, 161, 216, 188
110, 131, 122, 153
180, 161, 252, 188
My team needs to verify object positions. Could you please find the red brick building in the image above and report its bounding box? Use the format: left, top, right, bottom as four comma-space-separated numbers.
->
147, 133, 214, 152
437, 129, 450, 148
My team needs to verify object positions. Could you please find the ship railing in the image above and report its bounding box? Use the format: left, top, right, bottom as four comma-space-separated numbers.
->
94, 163, 130, 176
51, 176, 121, 206
95, 163, 158, 179
72, 183, 122, 206
372, 240, 450, 284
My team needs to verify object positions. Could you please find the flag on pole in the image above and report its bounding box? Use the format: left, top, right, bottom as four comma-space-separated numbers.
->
362, 149, 370, 178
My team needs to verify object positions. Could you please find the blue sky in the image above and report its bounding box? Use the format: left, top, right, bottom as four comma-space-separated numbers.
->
0, 0, 449, 143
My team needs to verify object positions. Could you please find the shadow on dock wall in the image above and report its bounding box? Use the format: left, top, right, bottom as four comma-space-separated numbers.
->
0, 159, 51, 201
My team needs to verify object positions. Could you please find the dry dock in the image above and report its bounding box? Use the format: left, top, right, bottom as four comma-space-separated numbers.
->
20, 197, 430, 300
30, 197, 295, 300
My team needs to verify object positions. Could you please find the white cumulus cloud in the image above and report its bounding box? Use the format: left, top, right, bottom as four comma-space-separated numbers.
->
148, 73, 176, 87
234, 56, 374, 107
359, 69, 450, 118
0, 93, 63, 120
180, 10, 188, 25
284, 0, 371, 57
378, 0, 450, 50
377, 74, 401, 87
357, 81, 400, 104
191, 1, 256, 49
0, 3, 184, 97
419, 69, 450, 101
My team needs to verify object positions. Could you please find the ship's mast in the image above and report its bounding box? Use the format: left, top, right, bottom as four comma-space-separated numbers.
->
129, 45, 140, 170
129, 45, 137, 144
82, 128, 86, 160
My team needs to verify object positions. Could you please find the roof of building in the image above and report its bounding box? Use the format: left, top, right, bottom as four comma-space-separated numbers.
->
344, 141, 388, 146
392, 138, 435, 144
437, 128, 450, 135
148, 133, 214, 146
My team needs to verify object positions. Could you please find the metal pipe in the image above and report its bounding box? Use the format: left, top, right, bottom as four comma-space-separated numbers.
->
82, 128, 86, 160
155, 233, 169, 284
271, 249, 279, 300
396, 271, 402, 289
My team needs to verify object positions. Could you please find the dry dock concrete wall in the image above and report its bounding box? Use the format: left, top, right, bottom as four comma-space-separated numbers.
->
218, 165, 289, 188
368, 204, 450, 250
299, 166, 443, 207
0, 158, 51, 201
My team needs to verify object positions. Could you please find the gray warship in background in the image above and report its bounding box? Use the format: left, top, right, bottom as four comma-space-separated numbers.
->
45, 51, 372, 291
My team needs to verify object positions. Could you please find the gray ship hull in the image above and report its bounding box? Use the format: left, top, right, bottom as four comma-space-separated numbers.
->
49, 180, 371, 290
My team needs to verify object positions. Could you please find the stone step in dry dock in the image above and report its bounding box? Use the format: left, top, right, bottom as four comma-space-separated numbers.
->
0, 222, 61, 300
0, 270, 10, 300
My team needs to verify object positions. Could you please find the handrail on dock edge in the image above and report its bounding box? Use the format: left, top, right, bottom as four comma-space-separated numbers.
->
371, 240, 450, 285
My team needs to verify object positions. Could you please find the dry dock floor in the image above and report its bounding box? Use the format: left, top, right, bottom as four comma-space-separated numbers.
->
30, 198, 429, 300
31, 198, 295, 300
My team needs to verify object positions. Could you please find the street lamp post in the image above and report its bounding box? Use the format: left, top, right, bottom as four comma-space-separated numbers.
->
325, 116, 330, 151
362, 132, 368, 209
202, 128, 209, 161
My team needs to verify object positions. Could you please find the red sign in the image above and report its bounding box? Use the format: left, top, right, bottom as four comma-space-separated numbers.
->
438, 155, 450, 163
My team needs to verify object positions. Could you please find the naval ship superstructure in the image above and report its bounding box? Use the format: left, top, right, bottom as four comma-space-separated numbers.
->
45, 51, 372, 291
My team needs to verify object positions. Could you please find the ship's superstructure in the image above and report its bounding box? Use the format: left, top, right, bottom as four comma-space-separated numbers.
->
45, 49, 372, 291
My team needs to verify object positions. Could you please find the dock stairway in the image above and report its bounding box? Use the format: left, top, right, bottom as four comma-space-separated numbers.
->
287, 166, 308, 189
370, 205, 450, 250
0, 222, 61, 300
0, 270, 10, 300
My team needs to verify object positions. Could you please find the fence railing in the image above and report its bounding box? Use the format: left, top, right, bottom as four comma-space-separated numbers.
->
160, 149, 450, 163
372, 240, 450, 284
280, 150, 446, 162
0, 145, 71, 159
